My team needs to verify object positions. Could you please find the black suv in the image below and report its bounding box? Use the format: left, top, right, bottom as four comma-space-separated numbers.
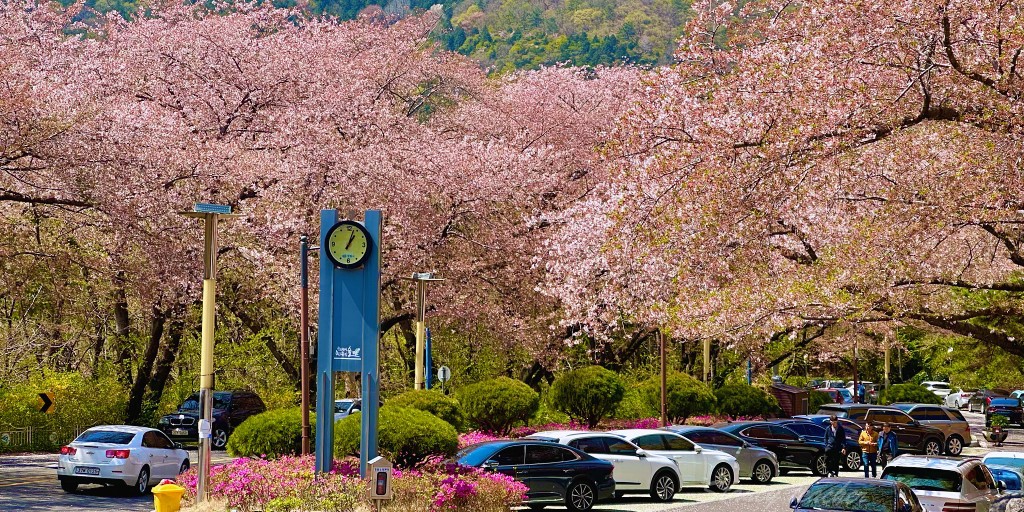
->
716, 421, 828, 476
157, 391, 266, 449
818, 404, 946, 455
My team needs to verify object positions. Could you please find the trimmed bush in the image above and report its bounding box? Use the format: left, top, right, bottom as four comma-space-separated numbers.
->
809, 390, 833, 411
458, 377, 539, 435
715, 383, 780, 418
550, 365, 626, 428
641, 372, 716, 423
334, 405, 458, 467
878, 384, 942, 405
227, 407, 314, 458
614, 386, 658, 419
388, 389, 465, 431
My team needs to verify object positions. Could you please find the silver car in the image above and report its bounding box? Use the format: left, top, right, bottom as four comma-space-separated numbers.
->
660, 425, 779, 484
891, 403, 972, 456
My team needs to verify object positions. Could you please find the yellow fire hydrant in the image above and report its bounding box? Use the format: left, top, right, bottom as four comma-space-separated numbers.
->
152, 480, 186, 512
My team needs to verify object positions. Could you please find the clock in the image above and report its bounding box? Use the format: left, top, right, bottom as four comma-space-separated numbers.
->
325, 220, 372, 269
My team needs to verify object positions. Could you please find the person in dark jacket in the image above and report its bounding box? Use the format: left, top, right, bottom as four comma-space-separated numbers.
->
824, 414, 847, 477
878, 422, 899, 467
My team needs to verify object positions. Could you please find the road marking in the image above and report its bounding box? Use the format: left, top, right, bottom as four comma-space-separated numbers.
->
0, 478, 52, 488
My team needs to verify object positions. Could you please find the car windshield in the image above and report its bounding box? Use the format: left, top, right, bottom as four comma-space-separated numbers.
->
180, 393, 231, 411
892, 404, 914, 412
334, 400, 354, 413
75, 430, 136, 444
985, 457, 1024, 470
797, 481, 895, 512
456, 444, 501, 467
883, 466, 962, 492
816, 407, 848, 418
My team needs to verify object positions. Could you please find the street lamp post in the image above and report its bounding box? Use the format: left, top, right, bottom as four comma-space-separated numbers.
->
403, 273, 444, 389
299, 235, 319, 456
179, 203, 239, 504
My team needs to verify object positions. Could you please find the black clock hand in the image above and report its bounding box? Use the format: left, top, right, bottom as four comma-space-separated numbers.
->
345, 232, 355, 250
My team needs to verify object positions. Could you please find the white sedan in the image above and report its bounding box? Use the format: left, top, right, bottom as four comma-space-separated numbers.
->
608, 429, 739, 492
525, 430, 683, 502
57, 425, 190, 495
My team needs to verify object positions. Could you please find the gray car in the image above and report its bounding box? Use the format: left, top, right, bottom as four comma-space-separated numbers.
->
891, 403, 972, 456
660, 425, 779, 484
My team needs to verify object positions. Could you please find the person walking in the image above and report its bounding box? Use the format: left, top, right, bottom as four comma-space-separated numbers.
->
859, 423, 879, 477
824, 414, 847, 477
878, 422, 899, 468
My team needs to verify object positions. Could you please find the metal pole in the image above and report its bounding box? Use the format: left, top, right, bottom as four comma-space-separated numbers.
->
703, 338, 711, 383
659, 331, 667, 427
300, 235, 311, 456
747, 359, 752, 385
884, 340, 890, 391
414, 279, 426, 390
853, 343, 859, 403
197, 214, 218, 504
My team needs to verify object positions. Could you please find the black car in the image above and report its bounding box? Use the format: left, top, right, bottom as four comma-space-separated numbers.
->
715, 421, 827, 476
772, 419, 862, 472
455, 440, 615, 511
968, 388, 1011, 414
813, 405, 947, 455
790, 477, 923, 512
986, 398, 1024, 427
157, 391, 266, 449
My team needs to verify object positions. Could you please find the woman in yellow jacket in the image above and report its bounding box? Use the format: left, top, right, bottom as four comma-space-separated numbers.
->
858, 423, 879, 477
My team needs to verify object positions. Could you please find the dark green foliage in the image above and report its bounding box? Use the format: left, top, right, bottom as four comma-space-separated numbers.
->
387, 389, 464, 431
809, 390, 833, 412
227, 407, 314, 458
458, 376, 539, 434
878, 384, 942, 405
550, 365, 626, 428
641, 372, 716, 423
334, 405, 458, 467
715, 383, 779, 418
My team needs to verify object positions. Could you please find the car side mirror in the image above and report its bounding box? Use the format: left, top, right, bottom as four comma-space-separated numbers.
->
790, 497, 799, 509
174, 442, 183, 449
742, 441, 751, 448
635, 448, 647, 457
695, 445, 703, 453
482, 460, 499, 469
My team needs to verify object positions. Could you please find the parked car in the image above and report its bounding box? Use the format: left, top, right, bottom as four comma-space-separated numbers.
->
882, 455, 1003, 512
57, 426, 190, 495
968, 388, 1011, 414
772, 419, 862, 471
714, 421, 827, 476
890, 403, 972, 455
455, 439, 615, 511
987, 398, 1024, 427
987, 466, 1024, 492
157, 390, 266, 449
921, 381, 953, 398
524, 431, 682, 502
817, 380, 848, 389
945, 388, 977, 409
845, 381, 879, 403
819, 387, 855, 404
793, 414, 865, 436
983, 452, 1024, 491
607, 429, 739, 492
789, 477, 923, 512
334, 398, 362, 420
659, 425, 779, 484
818, 405, 947, 455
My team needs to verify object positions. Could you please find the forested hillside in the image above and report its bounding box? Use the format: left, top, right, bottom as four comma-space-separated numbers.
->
63, 0, 690, 71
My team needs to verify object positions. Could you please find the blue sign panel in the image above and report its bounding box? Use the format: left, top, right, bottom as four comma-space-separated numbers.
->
193, 203, 232, 214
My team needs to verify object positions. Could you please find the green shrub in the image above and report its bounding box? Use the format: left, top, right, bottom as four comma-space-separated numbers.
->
878, 384, 942, 405
388, 389, 464, 431
641, 372, 716, 423
715, 383, 779, 418
809, 390, 833, 411
614, 386, 658, 419
458, 377, 539, 435
227, 407, 314, 458
334, 405, 458, 467
550, 365, 626, 428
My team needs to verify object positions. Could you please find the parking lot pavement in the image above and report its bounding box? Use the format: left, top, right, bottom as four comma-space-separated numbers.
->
0, 450, 233, 512
589, 474, 820, 512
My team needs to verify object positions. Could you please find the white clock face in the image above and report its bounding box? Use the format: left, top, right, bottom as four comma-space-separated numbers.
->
327, 221, 370, 268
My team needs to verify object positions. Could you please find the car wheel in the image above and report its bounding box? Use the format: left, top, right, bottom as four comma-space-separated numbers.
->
924, 439, 942, 455
946, 435, 964, 456
179, 459, 190, 474
134, 466, 150, 496
565, 479, 597, 511
812, 454, 828, 476
845, 450, 862, 471
60, 480, 78, 493
751, 460, 774, 484
212, 428, 228, 450
650, 470, 677, 501
709, 464, 733, 492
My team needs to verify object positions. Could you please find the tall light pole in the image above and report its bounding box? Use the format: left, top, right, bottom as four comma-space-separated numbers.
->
179, 203, 239, 504
403, 273, 443, 389
659, 330, 667, 427
299, 235, 318, 456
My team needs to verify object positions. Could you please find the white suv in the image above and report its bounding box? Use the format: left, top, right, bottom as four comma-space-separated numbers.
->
882, 455, 1003, 512
608, 429, 739, 492
525, 431, 682, 502
922, 381, 953, 398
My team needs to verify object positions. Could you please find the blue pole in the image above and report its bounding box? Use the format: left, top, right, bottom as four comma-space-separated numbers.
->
425, 327, 433, 389
747, 359, 752, 385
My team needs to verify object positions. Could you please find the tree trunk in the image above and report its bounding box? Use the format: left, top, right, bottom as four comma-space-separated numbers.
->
146, 318, 185, 407
113, 273, 133, 385
125, 307, 166, 425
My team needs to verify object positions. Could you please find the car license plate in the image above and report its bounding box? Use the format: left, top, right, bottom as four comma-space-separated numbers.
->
74, 466, 100, 476
172, 429, 188, 436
